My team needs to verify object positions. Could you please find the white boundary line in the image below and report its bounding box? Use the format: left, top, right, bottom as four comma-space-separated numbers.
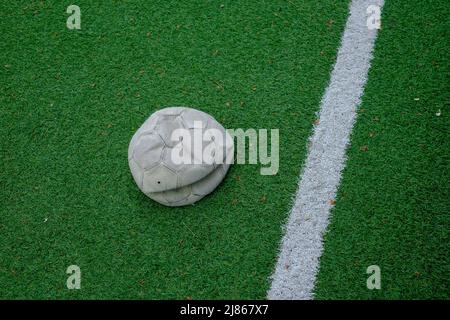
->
268, 0, 385, 300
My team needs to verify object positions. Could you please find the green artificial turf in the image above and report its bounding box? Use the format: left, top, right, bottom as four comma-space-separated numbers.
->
0, 1, 350, 298
314, 0, 450, 299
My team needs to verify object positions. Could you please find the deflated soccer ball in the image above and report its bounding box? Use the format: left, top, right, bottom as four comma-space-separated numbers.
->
128, 107, 233, 206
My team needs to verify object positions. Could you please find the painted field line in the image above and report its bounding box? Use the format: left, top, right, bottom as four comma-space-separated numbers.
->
268, 0, 384, 300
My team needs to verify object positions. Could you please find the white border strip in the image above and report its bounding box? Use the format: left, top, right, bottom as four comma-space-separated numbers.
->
268, 0, 384, 300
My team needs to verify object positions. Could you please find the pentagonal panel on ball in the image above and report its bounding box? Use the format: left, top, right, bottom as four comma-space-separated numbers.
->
142, 164, 178, 193
177, 164, 214, 188
155, 115, 185, 148
132, 132, 165, 170
145, 191, 167, 205
162, 145, 190, 173
181, 108, 210, 129
162, 185, 192, 204
141, 113, 159, 131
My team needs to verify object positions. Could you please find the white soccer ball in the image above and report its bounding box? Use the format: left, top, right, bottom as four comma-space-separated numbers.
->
128, 107, 233, 206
